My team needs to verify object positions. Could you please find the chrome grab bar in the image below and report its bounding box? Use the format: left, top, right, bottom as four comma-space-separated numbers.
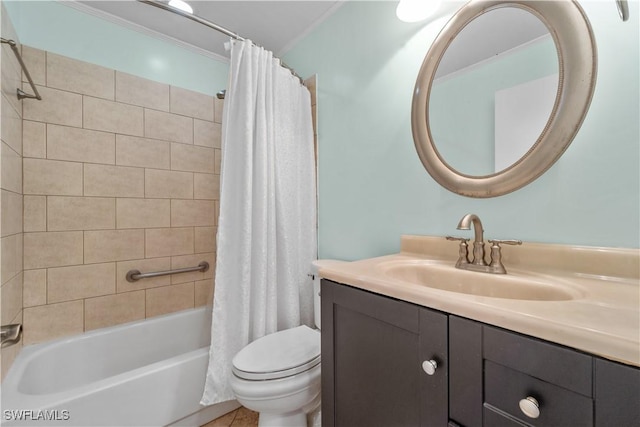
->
0, 38, 42, 100
126, 261, 210, 282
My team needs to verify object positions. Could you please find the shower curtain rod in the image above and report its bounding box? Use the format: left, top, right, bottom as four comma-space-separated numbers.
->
137, 0, 304, 84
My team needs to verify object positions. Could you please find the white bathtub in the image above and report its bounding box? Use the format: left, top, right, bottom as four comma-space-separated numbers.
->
1, 307, 239, 426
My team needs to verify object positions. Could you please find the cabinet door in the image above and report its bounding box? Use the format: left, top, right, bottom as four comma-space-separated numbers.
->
595, 358, 640, 426
321, 280, 448, 427
449, 316, 483, 427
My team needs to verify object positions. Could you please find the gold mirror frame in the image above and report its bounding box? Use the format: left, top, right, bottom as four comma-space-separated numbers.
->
412, 0, 597, 198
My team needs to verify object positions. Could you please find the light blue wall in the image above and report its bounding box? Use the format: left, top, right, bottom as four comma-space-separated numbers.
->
3, 0, 228, 95
284, 1, 640, 260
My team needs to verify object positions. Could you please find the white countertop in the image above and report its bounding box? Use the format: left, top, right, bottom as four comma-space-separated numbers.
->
318, 236, 640, 367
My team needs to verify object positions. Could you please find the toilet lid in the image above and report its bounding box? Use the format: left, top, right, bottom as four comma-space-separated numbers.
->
232, 325, 320, 381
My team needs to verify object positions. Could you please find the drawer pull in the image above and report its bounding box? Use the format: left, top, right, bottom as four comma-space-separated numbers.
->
519, 396, 540, 419
422, 359, 438, 375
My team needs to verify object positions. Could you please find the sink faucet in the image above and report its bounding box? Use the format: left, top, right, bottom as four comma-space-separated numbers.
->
447, 214, 522, 274
457, 213, 486, 267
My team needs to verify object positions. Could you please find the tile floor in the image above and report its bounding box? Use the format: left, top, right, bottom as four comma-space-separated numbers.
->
202, 406, 259, 427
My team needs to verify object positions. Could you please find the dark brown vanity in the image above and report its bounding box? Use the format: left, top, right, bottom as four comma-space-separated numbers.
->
321, 279, 640, 427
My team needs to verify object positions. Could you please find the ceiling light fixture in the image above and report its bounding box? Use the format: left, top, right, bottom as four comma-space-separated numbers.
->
168, 0, 193, 14
396, 0, 442, 23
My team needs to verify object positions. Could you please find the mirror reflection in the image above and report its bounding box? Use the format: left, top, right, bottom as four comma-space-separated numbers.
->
428, 7, 559, 176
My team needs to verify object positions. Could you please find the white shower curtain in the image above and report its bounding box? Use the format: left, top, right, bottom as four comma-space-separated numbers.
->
201, 39, 317, 405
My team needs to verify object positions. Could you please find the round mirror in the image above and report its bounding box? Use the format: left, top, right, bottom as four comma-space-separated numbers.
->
412, 0, 597, 197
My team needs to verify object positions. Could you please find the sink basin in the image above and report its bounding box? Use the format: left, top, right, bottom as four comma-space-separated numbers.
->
380, 261, 581, 301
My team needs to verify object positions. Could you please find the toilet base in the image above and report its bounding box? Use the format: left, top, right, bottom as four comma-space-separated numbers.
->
258, 411, 306, 427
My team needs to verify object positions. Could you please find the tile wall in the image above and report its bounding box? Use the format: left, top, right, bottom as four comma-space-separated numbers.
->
19, 46, 223, 347
1, 3, 24, 380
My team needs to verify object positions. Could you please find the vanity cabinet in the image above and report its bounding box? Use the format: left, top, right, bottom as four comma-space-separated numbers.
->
321, 279, 448, 426
322, 279, 640, 427
452, 317, 594, 426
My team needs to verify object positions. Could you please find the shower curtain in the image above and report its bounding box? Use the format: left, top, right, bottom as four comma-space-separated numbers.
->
201, 39, 317, 405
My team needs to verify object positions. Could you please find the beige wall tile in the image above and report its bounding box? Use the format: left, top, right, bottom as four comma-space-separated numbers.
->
24, 195, 46, 232
48, 196, 115, 231
144, 109, 193, 144
214, 97, 224, 124
24, 231, 83, 270
24, 158, 83, 196
194, 119, 221, 149
171, 143, 215, 174
195, 226, 217, 254
83, 96, 143, 136
23, 300, 84, 345
1, 234, 22, 285
304, 75, 317, 106
23, 269, 47, 307
145, 169, 193, 199
85, 291, 145, 331
2, 46, 22, 115
21, 45, 46, 86
48, 263, 116, 303
1, 142, 22, 193
47, 53, 115, 100
171, 200, 216, 227
170, 252, 215, 284
145, 227, 194, 258
195, 279, 214, 307
1, 94, 22, 154
116, 198, 170, 229
312, 104, 317, 137
115, 72, 169, 111
1, 189, 22, 237
84, 164, 144, 197
194, 173, 219, 200
145, 282, 194, 318
23, 120, 46, 158
214, 149, 222, 175
116, 257, 171, 292
115, 135, 170, 169
84, 229, 145, 263
170, 86, 214, 121
47, 124, 115, 164
1, 272, 22, 324
23, 86, 83, 127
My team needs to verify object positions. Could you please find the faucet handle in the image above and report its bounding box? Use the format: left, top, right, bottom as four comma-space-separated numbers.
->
446, 236, 470, 267
487, 240, 522, 274
488, 239, 522, 246
446, 236, 470, 243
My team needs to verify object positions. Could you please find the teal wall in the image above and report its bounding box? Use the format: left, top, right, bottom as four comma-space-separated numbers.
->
2, 1, 228, 95
284, 1, 640, 260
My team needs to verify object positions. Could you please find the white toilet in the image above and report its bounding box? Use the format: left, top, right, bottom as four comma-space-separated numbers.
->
229, 260, 342, 427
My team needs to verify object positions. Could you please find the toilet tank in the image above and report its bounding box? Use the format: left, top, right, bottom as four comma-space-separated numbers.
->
311, 260, 346, 329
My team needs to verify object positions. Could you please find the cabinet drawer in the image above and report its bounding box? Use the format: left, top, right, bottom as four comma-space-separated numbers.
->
483, 406, 529, 427
485, 360, 593, 426
484, 326, 592, 396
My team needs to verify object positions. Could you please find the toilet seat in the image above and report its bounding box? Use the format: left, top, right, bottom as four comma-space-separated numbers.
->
232, 325, 320, 381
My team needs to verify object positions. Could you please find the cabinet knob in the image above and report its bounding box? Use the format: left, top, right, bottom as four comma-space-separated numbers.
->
422, 359, 438, 375
519, 396, 540, 419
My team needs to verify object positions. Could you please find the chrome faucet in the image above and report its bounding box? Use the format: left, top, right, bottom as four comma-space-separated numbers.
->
1, 324, 22, 348
447, 214, 522, 274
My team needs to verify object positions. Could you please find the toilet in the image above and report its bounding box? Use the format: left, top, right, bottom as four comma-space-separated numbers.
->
229, 260, 342, 427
